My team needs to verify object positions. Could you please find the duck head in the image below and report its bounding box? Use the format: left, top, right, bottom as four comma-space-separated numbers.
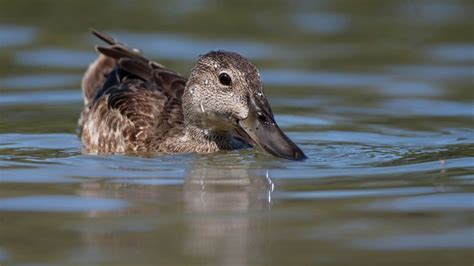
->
183, 51, 306, 161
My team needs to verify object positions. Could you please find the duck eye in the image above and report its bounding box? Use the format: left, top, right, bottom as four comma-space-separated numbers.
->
218, 72, 232, 86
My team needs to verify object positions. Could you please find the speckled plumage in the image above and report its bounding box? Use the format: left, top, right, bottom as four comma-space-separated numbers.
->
78, 30, 306, 160
78, 31, 248, 154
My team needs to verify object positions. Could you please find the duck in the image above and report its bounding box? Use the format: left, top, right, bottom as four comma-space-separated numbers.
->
78, 30, 306, 160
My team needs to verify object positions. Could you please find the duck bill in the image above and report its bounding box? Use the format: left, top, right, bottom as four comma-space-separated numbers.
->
238, 95, 307, 161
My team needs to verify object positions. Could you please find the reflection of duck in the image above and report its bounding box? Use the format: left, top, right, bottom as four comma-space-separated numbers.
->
78, 30, 306, 160
183, 162, 273, 265
75, 156, 273, 265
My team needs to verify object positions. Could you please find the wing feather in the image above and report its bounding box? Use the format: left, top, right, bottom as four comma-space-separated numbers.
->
79, 30, 187, 153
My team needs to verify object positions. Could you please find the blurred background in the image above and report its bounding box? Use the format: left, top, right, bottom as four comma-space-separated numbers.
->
0, 0, 473, 265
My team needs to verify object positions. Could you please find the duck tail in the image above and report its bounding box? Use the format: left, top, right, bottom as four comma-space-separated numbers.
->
82, 29, 164, 106
81, 53, 116, 106
81, 29, 122, 106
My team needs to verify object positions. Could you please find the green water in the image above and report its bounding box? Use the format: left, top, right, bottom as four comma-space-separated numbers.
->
0, 0, 473, 265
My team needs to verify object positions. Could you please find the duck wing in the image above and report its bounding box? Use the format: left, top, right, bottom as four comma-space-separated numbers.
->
80, 30, 187, 153
91, 29, 186, 103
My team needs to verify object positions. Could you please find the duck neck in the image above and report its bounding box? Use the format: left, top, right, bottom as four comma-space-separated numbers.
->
185, 125, 234, 150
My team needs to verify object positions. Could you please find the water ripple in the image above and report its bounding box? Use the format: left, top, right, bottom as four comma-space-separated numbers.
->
0, 74, 81, 89
0, 25, 36, 48
275, 187, 440, 200
292, 12, 349, 34
353, 228, 474, 250
106, 31, 280, 60
261, 69, 389, 87
365, 193, 474, 212
15, 48, 97, 68
0, 247, 7, 261
428, 43, 474, 62
0, 195, 128, 212
0, 91, 82, 105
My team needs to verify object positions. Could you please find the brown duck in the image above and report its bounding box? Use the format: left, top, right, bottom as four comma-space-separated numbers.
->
78, 30, 306, 160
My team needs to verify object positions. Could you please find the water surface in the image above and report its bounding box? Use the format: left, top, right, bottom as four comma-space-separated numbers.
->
0, 0, 473, 265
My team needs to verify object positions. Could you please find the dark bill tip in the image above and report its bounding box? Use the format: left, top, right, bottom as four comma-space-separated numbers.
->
265, 146, 307, 161
259, 127, 307, 161
293, 148, 308, 161
238, 114, 307, 161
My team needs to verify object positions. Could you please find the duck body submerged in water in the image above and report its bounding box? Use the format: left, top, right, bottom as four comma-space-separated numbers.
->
78, 30, 306, 160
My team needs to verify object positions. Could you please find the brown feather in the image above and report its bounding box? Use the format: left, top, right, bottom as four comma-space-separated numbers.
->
79, 30, 188, 153
118, 58, 153, 81
91, 29, 117, 45
79, 30, 249, 155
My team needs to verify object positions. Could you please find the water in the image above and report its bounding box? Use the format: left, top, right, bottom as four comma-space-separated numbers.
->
0, 0, 473, 265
